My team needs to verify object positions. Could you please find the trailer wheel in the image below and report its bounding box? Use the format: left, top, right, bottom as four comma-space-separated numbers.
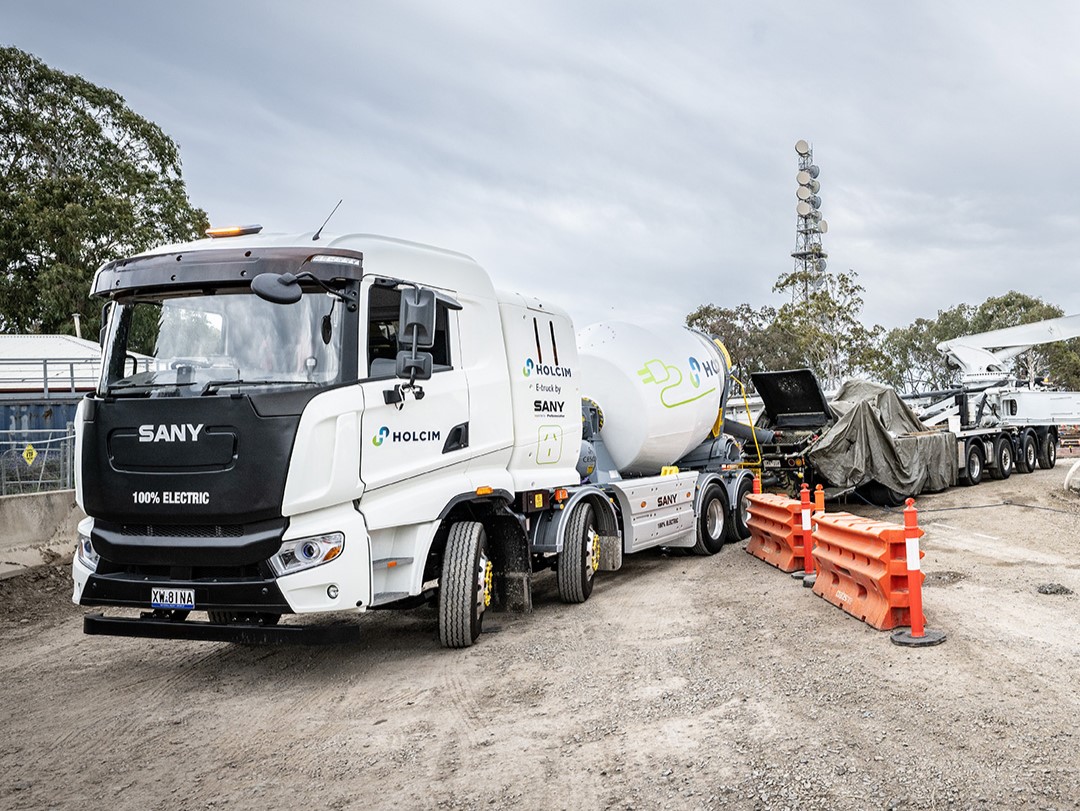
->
962, 442, 984, 486
438, 521, 491, 648
727, 476, 753, 543
1037, 432, 1057, 470
557, 502, 598, 603
1016, 432, 1037, 474
689, 482, 729, 555
989, 436, 1013, 480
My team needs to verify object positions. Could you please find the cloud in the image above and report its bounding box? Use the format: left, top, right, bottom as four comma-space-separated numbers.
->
5, 0, 1080, 335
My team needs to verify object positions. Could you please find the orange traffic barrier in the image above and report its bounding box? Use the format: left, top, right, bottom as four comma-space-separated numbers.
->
811, 509, 926, 631
745, 493, 806, 572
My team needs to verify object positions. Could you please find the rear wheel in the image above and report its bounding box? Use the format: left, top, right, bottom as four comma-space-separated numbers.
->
989, 436, 1013, 480
438, 521, 490, 648
557, 502, 598, 603
1016, 432, 1037, 474
690, 483, 728, 555
962, 442, 984, 486
1037, 432, 1057, 469
727, 476, 753, 542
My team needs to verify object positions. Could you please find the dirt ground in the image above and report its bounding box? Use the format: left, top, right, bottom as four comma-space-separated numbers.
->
2, 466, 1079, 811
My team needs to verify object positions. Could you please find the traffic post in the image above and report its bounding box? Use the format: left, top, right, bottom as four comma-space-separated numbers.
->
890, 498, 946, 647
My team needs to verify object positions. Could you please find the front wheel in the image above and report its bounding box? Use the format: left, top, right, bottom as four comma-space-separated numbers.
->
557, 502, 598, 603
438, 521, 491, 648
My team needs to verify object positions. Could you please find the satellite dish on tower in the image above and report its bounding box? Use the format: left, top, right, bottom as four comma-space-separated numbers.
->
797, 170, 812, 185
808, 164, 820, 178
796, 201, 813, 217
809, 195, 821, 209
818, 220, 829, 233
816, 259, 828, 272
797, 186, 812, 201
795, 140, 810, 156
809, 179, 820, 193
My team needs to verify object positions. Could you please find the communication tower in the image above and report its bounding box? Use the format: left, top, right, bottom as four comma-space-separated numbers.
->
791, 140, 829, 300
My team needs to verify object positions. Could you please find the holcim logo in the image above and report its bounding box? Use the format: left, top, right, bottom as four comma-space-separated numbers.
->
372, 426, 441, 446
523, 358, 572, 378
688, 356, 722, 388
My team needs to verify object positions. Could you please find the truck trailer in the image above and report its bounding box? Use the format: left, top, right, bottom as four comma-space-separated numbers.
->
72, 228, 753, 647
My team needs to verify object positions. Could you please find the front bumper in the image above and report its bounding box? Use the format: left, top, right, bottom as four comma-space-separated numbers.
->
82, 612, 359, 645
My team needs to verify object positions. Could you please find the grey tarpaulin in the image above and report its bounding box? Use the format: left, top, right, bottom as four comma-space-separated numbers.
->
808, 379, 957, 495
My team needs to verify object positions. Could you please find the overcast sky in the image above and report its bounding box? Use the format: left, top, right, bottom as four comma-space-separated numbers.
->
6, 1, 1080, 331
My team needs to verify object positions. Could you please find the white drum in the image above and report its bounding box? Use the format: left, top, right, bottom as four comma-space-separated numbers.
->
577, 322, 727, 474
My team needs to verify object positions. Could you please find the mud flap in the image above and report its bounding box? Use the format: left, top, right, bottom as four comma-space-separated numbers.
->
487, 514, 533, 613
598, 534, 622, 572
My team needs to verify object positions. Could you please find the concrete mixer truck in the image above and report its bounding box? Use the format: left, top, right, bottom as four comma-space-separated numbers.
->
72, 228, 753, 648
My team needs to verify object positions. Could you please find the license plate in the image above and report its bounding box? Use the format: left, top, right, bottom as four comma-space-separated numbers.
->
151, 588, 195, 610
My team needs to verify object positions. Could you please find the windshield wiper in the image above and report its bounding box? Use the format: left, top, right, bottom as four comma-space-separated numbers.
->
107, 380, 190, 394
202, 379, 315, 394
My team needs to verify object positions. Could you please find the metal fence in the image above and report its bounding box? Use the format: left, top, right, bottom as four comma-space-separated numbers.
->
0, 426, 75, 495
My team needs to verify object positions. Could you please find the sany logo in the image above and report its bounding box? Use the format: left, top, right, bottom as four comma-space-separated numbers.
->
138, 424, 204, 443
372, 426, 390, 446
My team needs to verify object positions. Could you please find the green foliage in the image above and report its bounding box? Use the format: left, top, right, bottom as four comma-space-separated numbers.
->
690, 276, 1080, 394
0, 46, 207, 336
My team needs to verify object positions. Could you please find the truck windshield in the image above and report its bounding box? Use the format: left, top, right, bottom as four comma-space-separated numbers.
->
100, 289, 345, 397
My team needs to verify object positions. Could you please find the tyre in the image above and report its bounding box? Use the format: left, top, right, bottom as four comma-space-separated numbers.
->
962, 442, 984, 486
438, 521, 491, 648
1016, 432, 1037, 474
989, 436, 1013, 480
864, 481, 906, 507
1037, 432, 1057, 470
726, 476, 753, 543
690, 482, 729, 555
557, 502, 598, 603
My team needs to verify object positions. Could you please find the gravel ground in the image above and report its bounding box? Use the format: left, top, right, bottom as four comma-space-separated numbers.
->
1, 467, 1078, 811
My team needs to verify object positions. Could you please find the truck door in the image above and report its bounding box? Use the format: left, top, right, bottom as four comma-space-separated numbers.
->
358, 280, 471, 492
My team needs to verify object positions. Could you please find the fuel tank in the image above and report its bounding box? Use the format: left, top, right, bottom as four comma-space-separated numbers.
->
576, 322, 727, 474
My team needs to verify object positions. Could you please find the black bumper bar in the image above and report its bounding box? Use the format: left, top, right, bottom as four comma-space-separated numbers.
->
83, 612, 360, 645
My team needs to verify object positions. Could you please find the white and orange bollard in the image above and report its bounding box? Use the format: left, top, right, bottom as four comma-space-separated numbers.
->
792, 482, 815, 581
801, 484, 826, 588
890, 498, 947, 647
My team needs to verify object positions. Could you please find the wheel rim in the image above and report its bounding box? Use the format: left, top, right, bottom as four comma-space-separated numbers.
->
1001, 445, 1011, 471
1049, 442, 1056, 465
1026, 440, 1036, 468
740, 491, 751, 528
970, 453, 981, 479
706, 497, 724, 540
476, 550, 492, 615
586, 525, 599, 580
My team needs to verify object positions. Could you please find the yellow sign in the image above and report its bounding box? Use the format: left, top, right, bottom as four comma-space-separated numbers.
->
22, 444, 37, 466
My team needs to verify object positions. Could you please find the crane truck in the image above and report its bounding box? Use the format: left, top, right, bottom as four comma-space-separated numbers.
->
72, 227, 753, 647
915, 314, 1080, 484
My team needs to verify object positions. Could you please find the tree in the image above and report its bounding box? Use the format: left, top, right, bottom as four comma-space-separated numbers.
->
0, 46, 207, 336
874, 292, 1080, 392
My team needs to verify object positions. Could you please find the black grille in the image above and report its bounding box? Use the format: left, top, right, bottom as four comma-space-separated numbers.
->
119, 524, 244, 538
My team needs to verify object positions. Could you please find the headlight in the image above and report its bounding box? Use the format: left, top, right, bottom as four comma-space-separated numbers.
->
268, 532, 344, 576
76, 529, 99, 572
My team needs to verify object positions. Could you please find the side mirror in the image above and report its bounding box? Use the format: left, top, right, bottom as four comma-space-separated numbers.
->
398, 288, 436, 349
251, 272, 303, 304
395, 350, 432, 381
